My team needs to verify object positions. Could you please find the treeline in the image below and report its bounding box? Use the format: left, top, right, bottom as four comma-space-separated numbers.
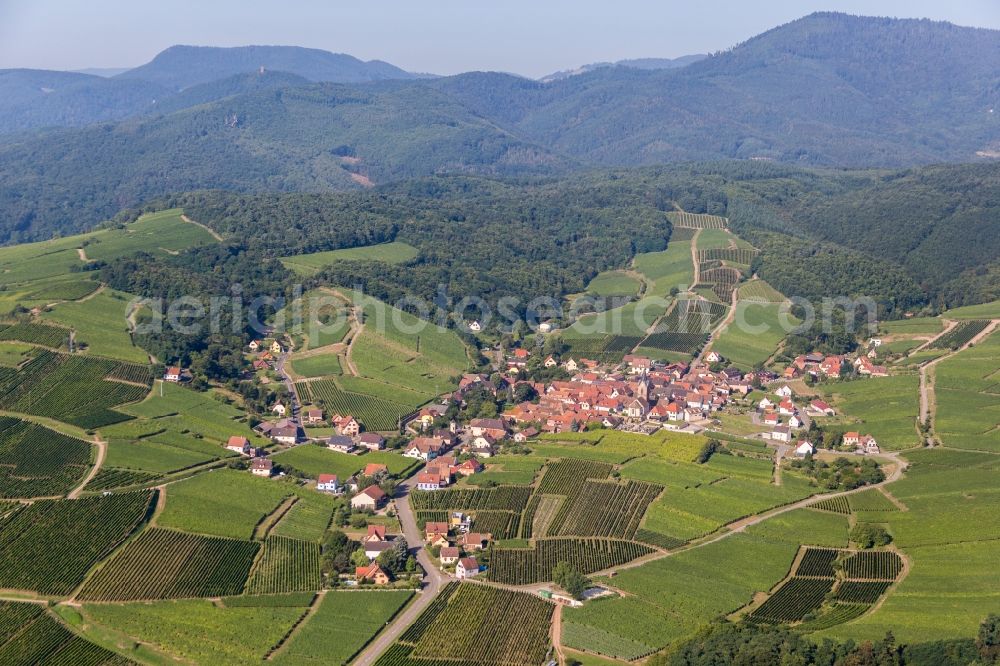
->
645, 617, 999, 666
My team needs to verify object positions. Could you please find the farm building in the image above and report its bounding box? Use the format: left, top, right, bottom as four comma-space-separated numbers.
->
352, 485, 388, 511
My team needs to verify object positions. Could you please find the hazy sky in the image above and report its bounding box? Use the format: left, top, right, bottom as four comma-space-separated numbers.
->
2, 0, 999, 77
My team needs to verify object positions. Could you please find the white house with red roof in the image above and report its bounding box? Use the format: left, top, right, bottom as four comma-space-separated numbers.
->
316, 474, 341, 493
456, 557, 480, 579
225, 436, 251, 456
163, 366, 182, 382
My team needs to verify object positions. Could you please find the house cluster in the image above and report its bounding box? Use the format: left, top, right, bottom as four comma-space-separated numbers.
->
758, 385, 805, 442
783, 352, 887, 380
248, 339, 284, 371
844, 431, 880, 455
504, 354, 753, 434
415, 455, 484, 491
325, 431, 385, 454
255, 418, 302, 445
353, 525, 397, 585
315, 462, 391, 496
225, 436, 277, 477
503, 346, 560, 374
425, 514, 490, 579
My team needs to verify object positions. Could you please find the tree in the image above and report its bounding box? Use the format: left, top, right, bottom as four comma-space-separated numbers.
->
851, 523, 892, 549
977, 614, 1000, 664
552, 561, 589, 600
350, 548, 371, 569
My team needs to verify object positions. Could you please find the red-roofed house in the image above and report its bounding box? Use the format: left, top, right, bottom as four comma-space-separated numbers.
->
316, 474, 341, 493
456, 557, 480, 579
225, 436, 251, 456
363, 463, 389, 478
363, 525, 387, 543
355, 562, 391, 585
439, 546, 460, 565
416, 472, 449, 491
163, 366, 182, 382
351, 485, 387, 511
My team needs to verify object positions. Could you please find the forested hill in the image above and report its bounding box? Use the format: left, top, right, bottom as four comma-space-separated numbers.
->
119, 161, 1000, 312
1, 13, 999, 241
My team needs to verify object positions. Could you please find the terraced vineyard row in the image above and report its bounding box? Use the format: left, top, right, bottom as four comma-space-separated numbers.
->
0, 351, 148, 428
551, 479, 662, 539
297, 379, 409, 432
0, 416, 91, 498
811, 496, 851, 514
0, 321, 69, 348
928, 319, 990, 349
0, 602, 134, 664
749, 577, 834, 623
836, 580, 893, 603
246, 535, 321, 594
85, 468, 161, 492
488, 538, 655, 585
0, 491, 153, 595
794, 547, 839, 578
698, 247, 758, 264
634, 528, 686, 550
410, 485, 533, 512
408, 584, 553, 665
667, 211, 728, 229
842, 551, 903, 580
80, 527, 259, 601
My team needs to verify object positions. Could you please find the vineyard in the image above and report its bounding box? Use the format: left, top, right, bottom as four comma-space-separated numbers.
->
410, 485, 533, 512
80, 527, 260, 601
793, 548, 839, 578
700, 267, 743, 301
748, 577, 834, 623
841, 551, 903, 580
104, 361, 154, 385
406, 584, 553, 665
0, 416, 91, 498
836, 580, 893, 604
245, 536, 321, 594
85, 468, 161, 492
666, 211, 728, 229
0, 601, 133, 664
296, 379, 409, 432
537, 459, 613, 496
794, 603, 869, 631
697, 248, 758, 265
652, 299, 727, 334
0, 351, 149, 428
634, 528, 685, 550
399, 582, 460, 644
0, 321, 69, 348
927, 319, 990, 350
488, 538, 655, 585
811, 496, 851, 514
562, 335, 641, 362
468, 511, 521, 540
848, 489, 899, 512
639, 331, 706, 354
0, 491, 153, 595
550, 479, 663, 539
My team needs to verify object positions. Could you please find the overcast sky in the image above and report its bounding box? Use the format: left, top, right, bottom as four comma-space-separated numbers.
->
2, 0, 999, 78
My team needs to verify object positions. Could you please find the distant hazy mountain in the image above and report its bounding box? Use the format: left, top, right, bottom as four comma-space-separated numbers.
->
0, 69, 169, 134
2, 13, 1000, 240
116, 45, 419, 91
539, 54, 706, 82
73, 67, 132, 78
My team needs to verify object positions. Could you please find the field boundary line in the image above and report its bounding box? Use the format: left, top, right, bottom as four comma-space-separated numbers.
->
180, 214, 224, 242
264, 590, 324, 660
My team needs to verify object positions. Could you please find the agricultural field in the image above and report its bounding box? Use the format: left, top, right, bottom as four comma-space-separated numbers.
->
712, 301, 798, 369
666, 211, 728, 229
278, 288, 352, 351
83, 596, 306, 664
0, 350, 150, 428
42, 289, 152, 363
926, 319, 990, 349
943, 298, 1000, 319
80, 527, 260, 601
749, 577, 835, 623
274, 445, 418, 481
585, 270, 642, 297
274, 590, 413, 665
156, 469, 296, 540
818, 375, 920, 450
298, 377, 423, 432
391, 583, 553, 666
933, 327, 1000, 451
280, 241, 419, 276
582, 508, 848, 652
0, 342, 35, 366
79, 208, 218, 262
738, 279, 786, 303
564, 596, 689, 660
0, 321, 69, 348
632, 241, 694, 297
411, 485, 533, 512
246, 536, 321, 594
488, 538, 655, 585
290, 353, 342, 378
879, 317, 945, 335
0, 416, 92, 498
271, 491, 339, 543
0, 601, 131, 665
0, 491, 153, 595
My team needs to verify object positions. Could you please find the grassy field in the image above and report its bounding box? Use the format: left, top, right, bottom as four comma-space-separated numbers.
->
738, 279, 785, 303
84, 598, 306, 664
157, 469, 296, 539
586, 271, 642, 297
633, 242, 694, 297
943, 299, 1000, 319
280, 241, 419, 276
271, 491, 339, 543
275, 591, 412, 665
82, 209, 217, 262
273, 444, 417, 480
712, 301, 797, 369
818, 376, 921, 450
278, 288, 352, 351
291, 354, 342, 378
879, 317, 945, 335
42, 288, 150, 362
933, 327, 1000, 451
